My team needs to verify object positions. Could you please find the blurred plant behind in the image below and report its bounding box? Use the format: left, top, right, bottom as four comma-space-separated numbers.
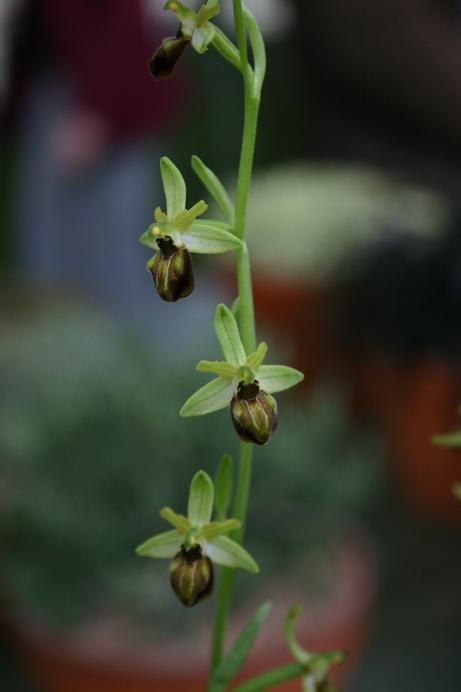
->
0, 295, 383, 641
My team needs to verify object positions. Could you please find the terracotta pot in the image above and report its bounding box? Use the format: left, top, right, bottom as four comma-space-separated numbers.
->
4, 533, 376, 692
347, 353, 461, 523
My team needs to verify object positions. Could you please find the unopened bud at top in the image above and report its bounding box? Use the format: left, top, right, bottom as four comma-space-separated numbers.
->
169, 545, 214, 607
147, 236, 194, 302
230, 381, 278, 445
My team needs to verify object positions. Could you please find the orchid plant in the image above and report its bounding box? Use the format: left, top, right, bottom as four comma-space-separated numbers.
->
136, 1, 345, 689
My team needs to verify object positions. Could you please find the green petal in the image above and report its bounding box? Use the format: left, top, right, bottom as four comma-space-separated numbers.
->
159, 507, 191, 532
209, 603, 271, 692
182, 222, 242, 254
432, 431, 461, 448
172, 200, 208, 231
196, 360, 237, 379
200, 519, 240, 540
160, 157, 186, 218
258, 365, 304, 394
245, 342, 268, 372
180, 377, 234, 417
191, 155, 235, 224
206, 535, 259, 574
135, 529, 182, 558
191, 22, 216, 54
188, 470, 214, 527
214, 303, 246, 366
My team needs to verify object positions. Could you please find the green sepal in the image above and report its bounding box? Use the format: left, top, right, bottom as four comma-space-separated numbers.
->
182, 222, 243, 254
191, 22, 216, 54
180, 377, 234, 417
258, 364, 304, 394
200, 518, 240, 540
159, 506, 191, 533
191, 155, 235, 225
164, 0, 195, 26
214, 453, 233, 520
209, 603, 271, 692
188, 470, 214, 527
205, 534, 259, 573
246, 342, 268, 372
196, 360, 236, 379
139, 225, 159, 249
214, 303, 246, 366
135, 529, 183, 558
432, 431, 461, 448
232, 664, 310, 692
160, 157, 186, 218
172, 200, 208, 231
197, 0, 220, 24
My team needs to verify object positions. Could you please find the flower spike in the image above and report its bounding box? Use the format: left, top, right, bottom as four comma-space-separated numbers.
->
136, 470, 258, 607
180, 303, 304, 445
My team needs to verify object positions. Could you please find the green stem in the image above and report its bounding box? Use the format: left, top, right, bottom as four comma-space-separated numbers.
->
209, 0, 263, 681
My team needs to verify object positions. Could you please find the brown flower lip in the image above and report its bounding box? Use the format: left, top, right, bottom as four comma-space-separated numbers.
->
148, 237, 194, 302
148, 30, 191, 80
230, 381, 278, 445
169, 545, 214, 607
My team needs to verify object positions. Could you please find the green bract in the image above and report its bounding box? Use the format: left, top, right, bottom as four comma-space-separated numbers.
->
179, 303, 304, 417
136, 470, 259, 575
140, 157, 242, 256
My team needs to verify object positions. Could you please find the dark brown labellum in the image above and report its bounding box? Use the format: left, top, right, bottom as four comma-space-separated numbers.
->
230, 381, 278, 445
148, 237, 194, 302
148, 32, 190, 80
169, 545, 214, 607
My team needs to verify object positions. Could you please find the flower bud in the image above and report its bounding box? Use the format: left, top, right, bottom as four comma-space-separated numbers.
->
169, 545, 214, 607
230, 381, 278, 445
148, 237, 194, 302
148, 31, 190, 80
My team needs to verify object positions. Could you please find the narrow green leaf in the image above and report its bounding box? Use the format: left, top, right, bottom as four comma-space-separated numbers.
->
432, 431, 461, 448
206, 535, 259, 574
258, 365, 304, 394
159, 507, 190, 533
173, 200, 208, 231
209, 603, 271, 692
214, 303, 246, 366
188, 470, 214, 527
182, 223, 242, 254
200, 519, 240, 540
232, 663, 308, 692
160, 157, 186, 218
196, 360, 236, 379
135, 529, 182, 558
180, 377, 234, 417
191, 155, 235, 224
246, 342, 268, 372
214, 453, 233, 520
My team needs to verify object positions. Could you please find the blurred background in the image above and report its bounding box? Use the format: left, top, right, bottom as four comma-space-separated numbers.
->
1, 0, 461, 690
